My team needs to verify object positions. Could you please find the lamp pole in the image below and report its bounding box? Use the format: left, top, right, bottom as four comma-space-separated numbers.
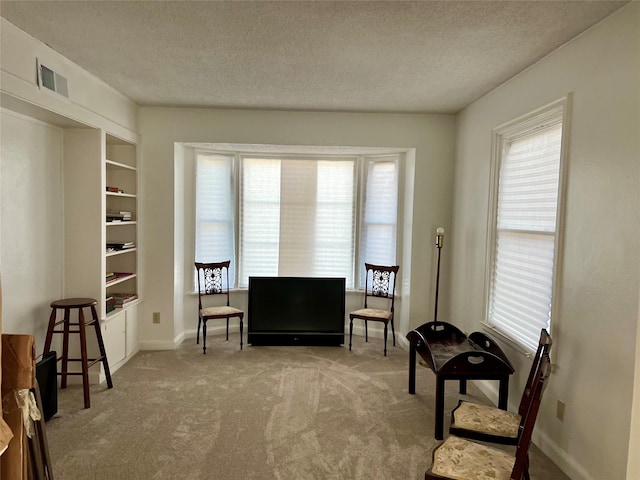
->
434, 227, 444, 325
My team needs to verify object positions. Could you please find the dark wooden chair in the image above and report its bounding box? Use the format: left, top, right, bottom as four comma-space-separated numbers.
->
449, 329, 552, 446
349, 263, 399, 356
425, 352, 552, 480
195, 261, 244, 354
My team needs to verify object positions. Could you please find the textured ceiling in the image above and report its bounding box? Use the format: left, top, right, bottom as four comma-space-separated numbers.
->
0, 1, 627, 113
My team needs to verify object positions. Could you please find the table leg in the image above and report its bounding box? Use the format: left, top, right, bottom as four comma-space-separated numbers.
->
409, 346, 416, 394
498, 377, 509, 410
435, 376, 445, 440
459, 379, 467, 395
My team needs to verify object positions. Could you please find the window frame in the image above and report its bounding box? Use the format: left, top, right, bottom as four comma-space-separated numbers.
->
483, 96, 571, 353
194, 148, 402, 292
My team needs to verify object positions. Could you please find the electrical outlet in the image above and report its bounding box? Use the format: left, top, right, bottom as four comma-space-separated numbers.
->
556, 400, 565, 421
152, 312, 160, 324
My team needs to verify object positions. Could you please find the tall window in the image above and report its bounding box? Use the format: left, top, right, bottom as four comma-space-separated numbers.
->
194, 152, 236, 284
195, 150, 399, 290
486, 100, 568, 352
359, 157, 398, 288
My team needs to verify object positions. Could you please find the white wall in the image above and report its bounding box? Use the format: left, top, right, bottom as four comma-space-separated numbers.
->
1, 18, 138, 138
450, 4, 640, 479
138, 108, 455, 348
0, 109, 64, 351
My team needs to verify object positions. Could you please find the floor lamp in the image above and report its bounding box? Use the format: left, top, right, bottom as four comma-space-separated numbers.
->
433, 227, 444, 325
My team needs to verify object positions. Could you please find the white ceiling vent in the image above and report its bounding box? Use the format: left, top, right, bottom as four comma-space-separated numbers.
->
37, 59, 68, 98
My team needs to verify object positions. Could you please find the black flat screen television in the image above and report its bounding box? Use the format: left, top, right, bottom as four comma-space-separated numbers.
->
248, 276, 345, 346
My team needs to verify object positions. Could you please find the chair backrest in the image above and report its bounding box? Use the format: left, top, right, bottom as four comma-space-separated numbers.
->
194, 261, 231, 309
363, 263, 399, 313
511, 352, 552, 479
517, 329, 552, 417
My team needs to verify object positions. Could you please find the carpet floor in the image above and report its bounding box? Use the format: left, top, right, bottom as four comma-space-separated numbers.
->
44, 335, 569, 479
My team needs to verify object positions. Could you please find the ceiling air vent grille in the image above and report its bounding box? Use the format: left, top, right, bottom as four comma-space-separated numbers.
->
37, 60, 69, 98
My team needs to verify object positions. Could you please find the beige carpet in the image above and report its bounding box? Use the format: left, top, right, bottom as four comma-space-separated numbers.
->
44, 335, 569, 480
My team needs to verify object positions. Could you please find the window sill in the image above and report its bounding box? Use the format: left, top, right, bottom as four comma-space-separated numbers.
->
480, 322, 536, 358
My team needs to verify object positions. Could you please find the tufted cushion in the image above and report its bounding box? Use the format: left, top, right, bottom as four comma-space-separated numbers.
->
453, 401, 521, 438
201, 306, 243, 317
350, 308, 392, 320
431, 435, 515, 480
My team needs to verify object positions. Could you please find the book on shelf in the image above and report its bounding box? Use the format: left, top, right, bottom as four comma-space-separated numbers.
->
106, 211, 132, 222
106, 186, 124, 193
106, 295, 117, 313
106, 272, 133, 284
106, 241, 135, 250
111, 293, 138, 307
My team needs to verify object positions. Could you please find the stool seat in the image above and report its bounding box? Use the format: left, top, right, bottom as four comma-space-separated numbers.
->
43, 297, 113, 408
50, 298, 98, 308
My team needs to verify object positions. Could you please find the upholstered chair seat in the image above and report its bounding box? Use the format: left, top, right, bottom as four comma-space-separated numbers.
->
452, 401, 521, 438
431, 435, 515, 480
349, 308, 392, 320
201, 306, 244, 317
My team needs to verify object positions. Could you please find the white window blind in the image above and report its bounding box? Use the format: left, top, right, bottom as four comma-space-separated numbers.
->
195, 152, 235, 285
488, 118, 563, 352
359, 157, 398, 288
239, 157, 356, 288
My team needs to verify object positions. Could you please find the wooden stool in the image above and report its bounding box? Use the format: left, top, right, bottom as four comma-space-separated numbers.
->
43, 298, 113, 408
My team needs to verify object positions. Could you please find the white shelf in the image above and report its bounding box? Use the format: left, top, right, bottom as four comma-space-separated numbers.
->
106, 159, 136, 171
106, 191, 136, 198
106, 248, 137, 257
105, 273, 137, 288
106, 221, 137, 226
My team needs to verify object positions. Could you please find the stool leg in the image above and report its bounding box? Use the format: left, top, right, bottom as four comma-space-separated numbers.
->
61, 308, 71, 389
78, 308, 91, 409
43, 308, 56, 355
91, 306, 113, 389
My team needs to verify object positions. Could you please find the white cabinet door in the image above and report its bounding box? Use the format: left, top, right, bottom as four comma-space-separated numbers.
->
103, 310, 127, 366
126, 305, 138, 357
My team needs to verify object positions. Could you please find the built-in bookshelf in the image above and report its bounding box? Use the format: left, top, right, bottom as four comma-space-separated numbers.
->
101, 134, 140, 371
105, 137, 137, 299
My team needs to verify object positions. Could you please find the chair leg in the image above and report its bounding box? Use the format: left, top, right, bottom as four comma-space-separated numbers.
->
226, 318, 229, 341
239, 315, 244, 350
202, 321, 207, 354
365, 320, 368, 342
383, 323, 388, 356
523, 454, 531, 480
391, 318, 396, 346
197, 316, 201, 344
349, 318, 353, 351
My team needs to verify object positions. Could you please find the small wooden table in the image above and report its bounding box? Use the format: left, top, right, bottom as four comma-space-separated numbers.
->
407, 321, 514, 439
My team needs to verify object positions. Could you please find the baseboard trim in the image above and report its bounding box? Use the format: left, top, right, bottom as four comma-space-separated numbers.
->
474, 379, 592, 480
148, 325, 410, 351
